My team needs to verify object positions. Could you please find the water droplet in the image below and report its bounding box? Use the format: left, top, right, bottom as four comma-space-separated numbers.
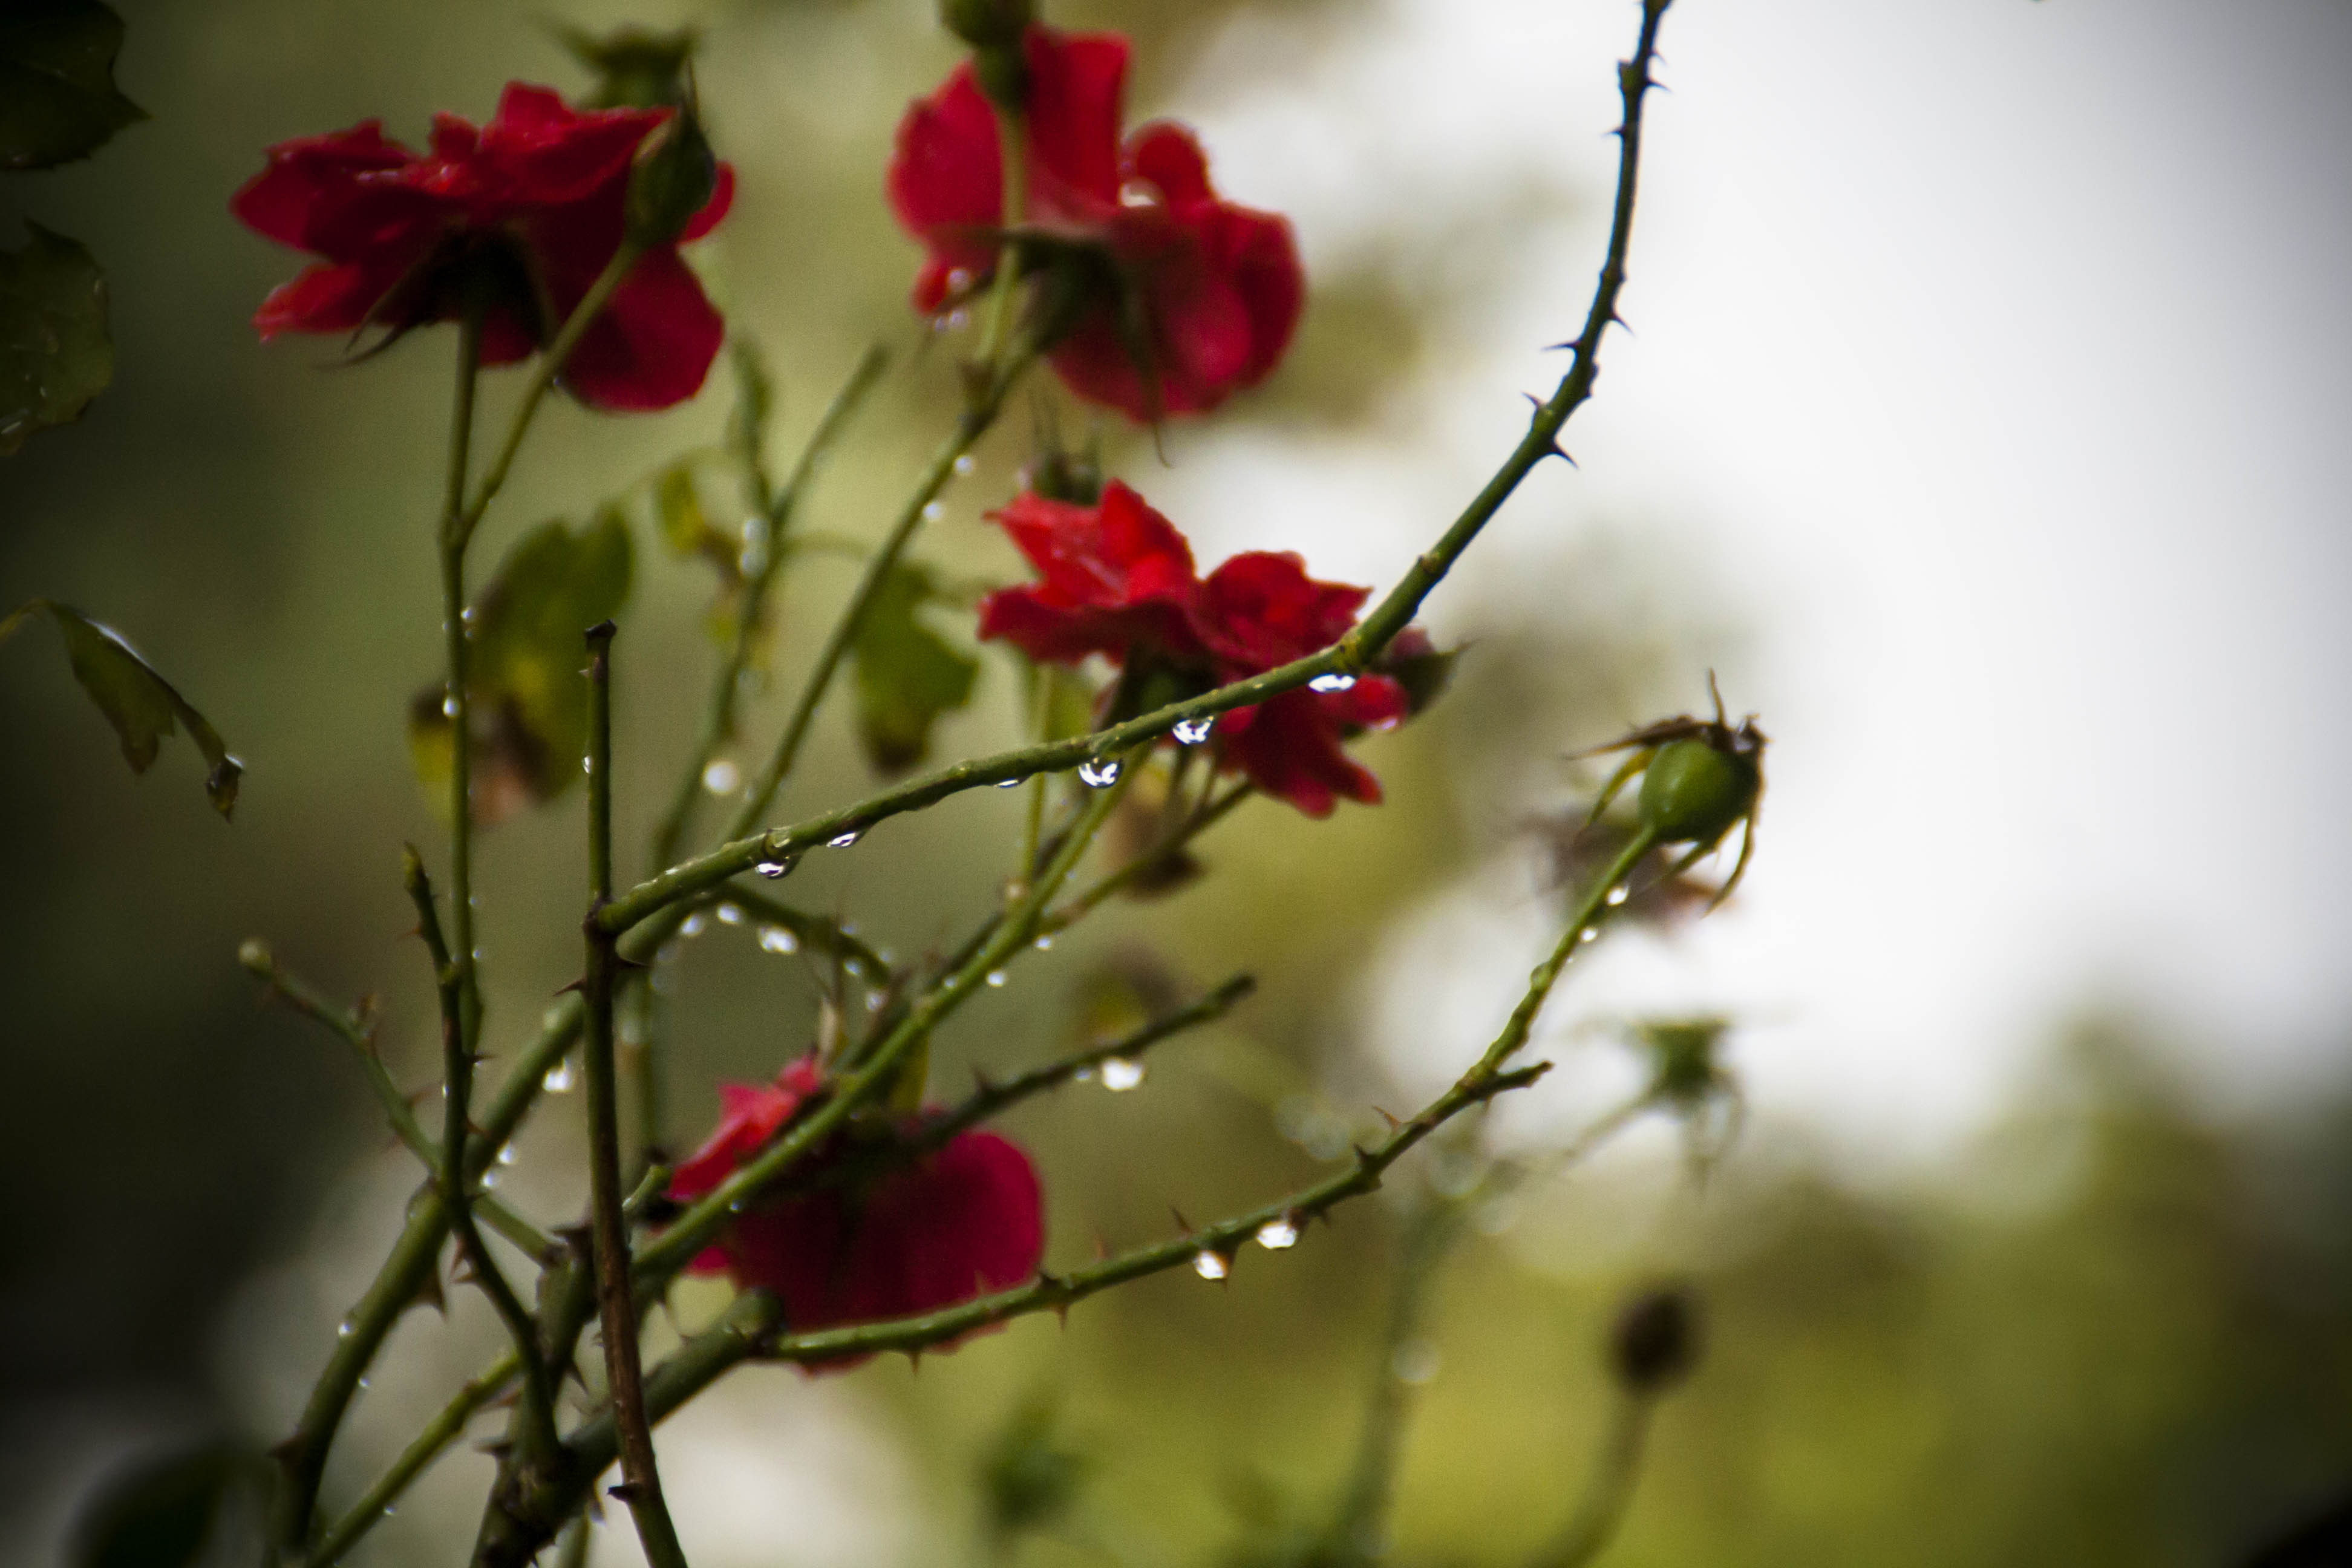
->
1033, 934, 1055, 951
985, 969, 1008, 988
1172, 716, 1214, 745
480, 1170, 501, 1189
828, 828, 864, 849
946, 266, 975, 293
715, 902, 743, 926
543, 1059, 576, 1093
755, 857, 796, 880
382, 1504, 396, 1517
728, 1199, 747, 1214
442, 693, 460, 717
582, 756, 593, 774
496, 1143, 517, 1166
1193, 1250, 1230, 1281
1099, 1057, 1145, 1091
1073, 1065, 1096, 1083
1605, 884, 1630, 907
1308, 673, 1357, 694
681, 912, 708, 938
1077, 757, 1122, 788
336, 1319, 354, 1338
921, 501, 945, 522
460, 606, 476, 625
758, 926, 799, 955
946, 308, 970, 332
952, 453, 976, 477
994, 776, 1024, 788
1579, 926, 1599, 943
1391, 1338, 1441, 1385
702, 758, 741, 796
356, 1376, 370, 1390
864, 990, 884, 1012
1255, 1217, 1299, 1250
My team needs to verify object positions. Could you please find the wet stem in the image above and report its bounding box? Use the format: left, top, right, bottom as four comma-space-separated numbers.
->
583, 621, 694, 1568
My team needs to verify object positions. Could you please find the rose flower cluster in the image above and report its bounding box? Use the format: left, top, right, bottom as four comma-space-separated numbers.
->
233, 22, 1417, 1353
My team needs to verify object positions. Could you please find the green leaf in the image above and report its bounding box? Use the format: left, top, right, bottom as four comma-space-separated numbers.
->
0, 223, 113, 455
0, 598, 242, 817
0, 1, 145, 171
851, 563, 978, 774
408, 511, 633, 825
68, 1442, 238, 1568
655, 463, 729, 563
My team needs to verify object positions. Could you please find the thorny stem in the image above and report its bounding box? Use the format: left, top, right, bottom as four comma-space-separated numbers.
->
453, 240, 646, 554
583, 621, 693, 1568
304, 4, 1680, 1553
306, 1351, 518, 1568
920, 973, 1256, 1152
403, 852, 563, 1466
587, 0, 1672, 942
243, 949, 550, 1256
439, 305, 486, 1063
636, 746, 1143, 1285
476, 826, 1655, 1560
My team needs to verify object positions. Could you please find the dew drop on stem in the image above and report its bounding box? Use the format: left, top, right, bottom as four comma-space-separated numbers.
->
1099, 1057, 1144, 1091
921, 501, 945, 521
1172, 716, 1214, 745
715, 902, 743, 926
755, 856, 797, 879
1255, 1217, 1299, 1250
1077, 757, 1122, 788
995, 776, 1024, 788
681, 912, 708, 938
952, 453, 976, 477
702, 758, 740, 796
1308, 673, 1357, 694
1606, 884, 1630, 906
543, 1059, 576, 1093
828, 828, 865, 849
984, 969, 1008, 988
1193, 1250, 1229, 1281
1033, 934, 1054, 951
758, 926, 799, 955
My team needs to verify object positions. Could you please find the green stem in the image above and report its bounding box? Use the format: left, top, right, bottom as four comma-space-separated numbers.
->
438, 305, 485, 1062
648, 344, 892, 872
453, 240, 647, 554
1041, 780, 1251, 935
582, 621, 693, 1568
587, 0, 1673, 944
1327, 1197, 1463, 1564
402, 851, 561, 1465
722, 339, 1038, 845
636, 746, 1142, 1285
1529, 1392, 1655, 1568
307, 1351, 518, 1568
973, 98, 1029, 385
243, 946, 550, 1256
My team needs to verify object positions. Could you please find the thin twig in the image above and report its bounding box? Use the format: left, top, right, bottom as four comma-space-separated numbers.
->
1529, 1392, 1655, 1568
306, 1351, 519, 1568
402, 852, 562, 1465
242, 949, 550, 1256
582, 621, 693, 1568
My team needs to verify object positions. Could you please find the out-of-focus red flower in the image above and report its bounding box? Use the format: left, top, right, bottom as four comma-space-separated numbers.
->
976, 480, 1408, 817
232, 83, 734, 411
667, 1057, 1045, 1368
886, 26, 1303, 422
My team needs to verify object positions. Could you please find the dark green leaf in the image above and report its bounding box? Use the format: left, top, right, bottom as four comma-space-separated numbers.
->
68, 1440, 237, 1568
0, 598, 241, 817
408, 512, 633, 824
0, 223, 113, 454
851, 563, 978, 774
0, 1, 145, 171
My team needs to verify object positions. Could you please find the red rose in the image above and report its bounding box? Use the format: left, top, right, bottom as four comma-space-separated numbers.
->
886, 26, 1303, 421
233, 83, 734, 411
668, 1058, 1045, 1367
976, 480, 1408, 817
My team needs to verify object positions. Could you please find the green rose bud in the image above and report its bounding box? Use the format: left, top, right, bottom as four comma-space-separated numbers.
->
942, 0, 1033, 48
1610, 1283, 1702, 1395
1637, 736, 1759, 846
624, 113, 717, 249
